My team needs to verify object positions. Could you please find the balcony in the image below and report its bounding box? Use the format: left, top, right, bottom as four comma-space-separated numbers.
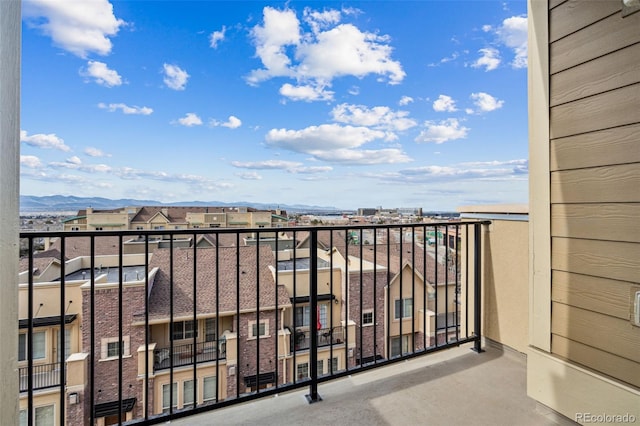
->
153, 340, 226, 371
17, 221, 489, 425
18, 362, 62, 392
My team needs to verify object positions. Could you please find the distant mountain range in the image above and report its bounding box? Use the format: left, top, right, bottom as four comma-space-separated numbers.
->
20, 195, 341, 214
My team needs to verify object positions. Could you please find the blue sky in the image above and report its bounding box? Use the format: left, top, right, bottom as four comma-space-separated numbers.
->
20, 1, 528, 210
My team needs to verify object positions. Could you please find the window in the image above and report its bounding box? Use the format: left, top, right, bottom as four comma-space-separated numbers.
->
162, 383, 178, 413
71, 227, 79, 231
248, 320, 268, 339
56, 328, 71, 362
390, 335, 410, 357
331, 357, 339, 373
362, 310, 374, 326
34, 405, 54, 426
154, 225, 165, 230
394, 298, 413, 319
18, 331, 45, 361
107, 341, 123, 358
203, 376, 217, 402
19, 410, 26, 426
317, 359, 324, 376
297, 362, 309, 380
204, 318, 216, 342
294, 304, 327, 328
100, 336, 130, 360
172, 320, 197, 341
136, 226, 144, 230
183, 380, 195, 409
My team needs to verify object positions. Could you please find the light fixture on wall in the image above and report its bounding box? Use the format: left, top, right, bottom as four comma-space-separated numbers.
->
69, 393, 78, 405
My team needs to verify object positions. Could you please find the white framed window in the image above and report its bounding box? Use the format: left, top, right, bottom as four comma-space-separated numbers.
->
56, 328, 71, 362
100, 336, 130, 360
316, 359, 324, 376
162, 383, 178, 413
297, 362, 309, 380
34, 404, 54, 426
204, 318, 217, 342
362, 309, 374, 326
18, 331, 46, 361
183, 380, 195, 409
294, 304, 327, 328
172, 320, 197, 341
331, 357, 339, 373
203, 376, 217, 402
391, 335, 410, 357
248, 320, 269, 339
19, 410, 26, 426
394, 298, 413, 319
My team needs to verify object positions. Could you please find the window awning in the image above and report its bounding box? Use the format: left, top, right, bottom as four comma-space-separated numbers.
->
94, 398, 136, 418
19, 314, 77, 329
244, 372, 276, 388
289, 294, 335, 304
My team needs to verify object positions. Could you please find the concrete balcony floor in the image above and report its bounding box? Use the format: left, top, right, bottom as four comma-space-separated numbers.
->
173, 343, 574, 426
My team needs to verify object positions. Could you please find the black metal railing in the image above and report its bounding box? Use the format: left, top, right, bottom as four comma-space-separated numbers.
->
292, 326, 345, 351
19, 362, 62, 392
18, 221, 488, 425
154, 340, 226, 371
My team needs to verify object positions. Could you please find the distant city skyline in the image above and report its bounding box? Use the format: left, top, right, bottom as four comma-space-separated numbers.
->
20, 1, 528, 210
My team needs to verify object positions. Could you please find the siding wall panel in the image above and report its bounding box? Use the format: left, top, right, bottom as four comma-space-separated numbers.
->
549, 0, 619, 43
550, 10, 640, 74
548, 0, 640, 390
550, 84, 640, 139
550, 123, 640, 171
550, 42, 640, 106
551, 302, 640, 363
550, 164, 640, 204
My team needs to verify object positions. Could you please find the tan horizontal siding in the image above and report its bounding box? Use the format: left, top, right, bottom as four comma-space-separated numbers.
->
549, 0, 619, 43
552, 334, 640, 388
550, 42, 640, 107
552, 237, 640, 283
550, 83, 640, 139
549, 0, 568, 10
551, 302, 640, 363
551, 163, 640, 204
551, 203, 640, 243
550, 10, 640, 74
550, 123, 640, 171
551, 270, 631, 320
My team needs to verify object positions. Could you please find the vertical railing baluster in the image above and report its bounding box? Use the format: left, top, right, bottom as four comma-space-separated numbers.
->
59, 236, 66, 426
118, 234, 123, 424
192, 233, 198, 409
472, 223, 484, 353
358, 228, 363, 365
465, 224, 469, 339
344, 229, 349, 371
306, 229, 320, 403
256, 231, 260, 395
235, 232, 240, 398
411, 226, 415, 353
373, 228, 378, 365
399, 226, 403, 356
385, 228, 390, 360
27, 237, 34, 426
455, 225, 460, 342
215, 231, 220, 403
422, 224, 427, 350
143, 235, 149, 420
329, 230, 334, 374
445, 225, 449, 346
274, 231, 279, 389
169, 236, 174, 414
434, 225, 439, 348
292, 232, 297, 383
90, 236, 96, 424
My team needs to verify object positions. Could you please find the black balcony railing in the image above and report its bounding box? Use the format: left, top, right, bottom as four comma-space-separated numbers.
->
18, 221, 487, 425
292, 326, 345, 351
18, 362, 62, 392
154, 340, 226, 371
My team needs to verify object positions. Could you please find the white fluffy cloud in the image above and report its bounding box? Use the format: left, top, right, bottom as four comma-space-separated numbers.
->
20, 155, 42, 168
20, 130, 71, 151
81, 61, 122, 87
470, 92, 504, 113
235, 172, 262, 180
23, 0, 125, 57
496, 16, 528, 68
231, 160, 303, 170
209, 26, 226, 48
84, 147, 111, 157
247, 6, 405, 99
472, 48, 501, 71
163, 64, 189, 90
415, 119, 469, 144
49, 160, 112, 173
331, 103, 416, 132
399, 96, 414, 106
211, 116, 242, 129
279, 83, 334, 102
433, 95, 458, 112
265, 123, 411, 164
98, 102, 153, 115
176, 113, 202, 127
